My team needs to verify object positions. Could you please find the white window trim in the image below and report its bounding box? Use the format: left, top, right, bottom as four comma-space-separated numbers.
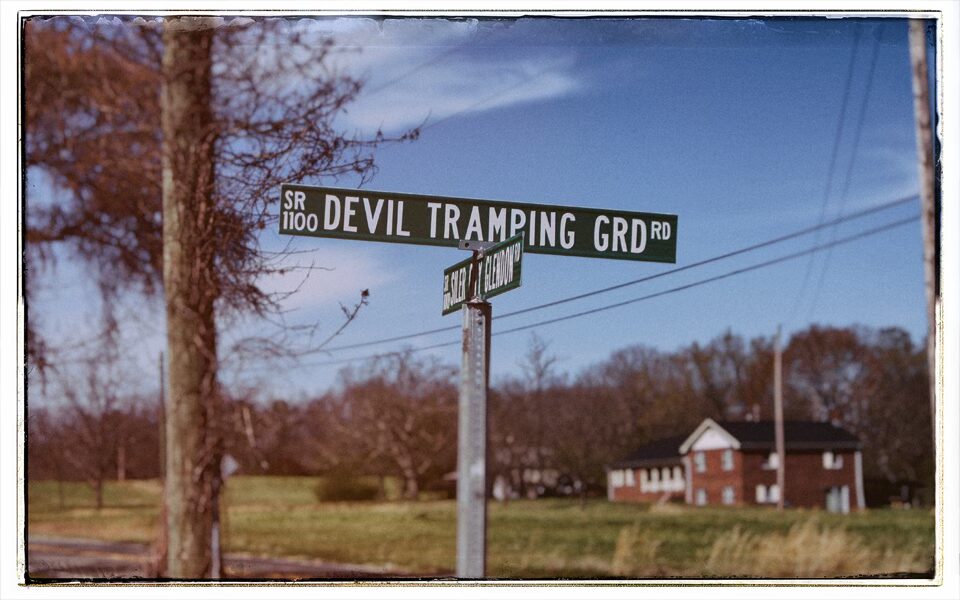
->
762, 451, 779, 470
722, 485, 735, 505
756, 484, 767, 503
673, 466, 684, 491
694, 452, 706, 473
823, 451, 844, 470
611, 470, 624, 487
722, 449, 734, 471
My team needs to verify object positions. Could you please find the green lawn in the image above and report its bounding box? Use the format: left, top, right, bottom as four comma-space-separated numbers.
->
27, 477, 936, 578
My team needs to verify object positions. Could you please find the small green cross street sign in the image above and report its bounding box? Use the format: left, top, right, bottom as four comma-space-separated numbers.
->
443, 234, 524, 316
280, 184, 677, 263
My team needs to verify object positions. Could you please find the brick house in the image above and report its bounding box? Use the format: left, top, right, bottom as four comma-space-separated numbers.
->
607, 418, 865, 513
606, 435, 687, 503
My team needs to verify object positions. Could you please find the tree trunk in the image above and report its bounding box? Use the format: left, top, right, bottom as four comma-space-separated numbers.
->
94, 478, 104, 510
55, 461, 64, 510
161, 16, 220, 579
403, 474, 419, 500
117, 444, 126, 482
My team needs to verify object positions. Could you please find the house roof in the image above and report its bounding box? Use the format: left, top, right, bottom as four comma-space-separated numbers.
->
608, 435, 686, 469
677, 418, 861, 454
713, 420, 861, 451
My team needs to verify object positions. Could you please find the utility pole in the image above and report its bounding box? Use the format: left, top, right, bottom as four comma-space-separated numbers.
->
908, 19, 939, 443
774, 326, 785, 511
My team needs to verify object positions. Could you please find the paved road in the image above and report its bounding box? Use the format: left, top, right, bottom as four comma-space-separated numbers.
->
28, 536, 436, 581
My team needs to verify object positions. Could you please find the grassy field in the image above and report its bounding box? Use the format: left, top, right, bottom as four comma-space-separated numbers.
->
27, 477, 935, 578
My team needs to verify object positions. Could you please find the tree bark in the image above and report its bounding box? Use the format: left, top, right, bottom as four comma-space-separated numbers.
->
161, 16, 220, 579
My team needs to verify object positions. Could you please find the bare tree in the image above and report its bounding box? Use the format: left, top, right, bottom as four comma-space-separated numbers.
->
53, 359, 129, 510
489, 334, 568, 498
25, 15, 417, 577
784, 325, 866, 425
331, 353, 457, 499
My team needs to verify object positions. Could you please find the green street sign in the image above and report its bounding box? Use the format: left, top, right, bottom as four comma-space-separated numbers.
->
280, 184, 677, 263
443, 234, 524, 316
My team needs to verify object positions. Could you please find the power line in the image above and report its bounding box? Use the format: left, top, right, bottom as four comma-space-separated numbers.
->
418, 66, 553, 133
356, 25, 540, 135
279, 214, 918, 370
791, 25, 863, 321
490, 216, 917, 339
362, 28, 498, 98
807, 30, 882, 318
289, 192, 918, 357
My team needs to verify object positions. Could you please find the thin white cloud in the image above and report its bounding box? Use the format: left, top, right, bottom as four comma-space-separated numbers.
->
258, 247, 399, 312
241, 17, 584, 135
343, 55, 580, 132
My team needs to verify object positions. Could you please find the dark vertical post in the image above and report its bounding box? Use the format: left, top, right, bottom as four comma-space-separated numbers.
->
159, 351, 165, 479
774, 326, 785, 511
210, 471, 222, 578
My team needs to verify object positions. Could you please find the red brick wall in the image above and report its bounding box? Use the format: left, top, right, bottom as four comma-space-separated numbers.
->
613, 448, 860, 509
687, 448, 743, 506
740, 450, 859, 508
740, 450, 778, 505
787, 450, 857, 508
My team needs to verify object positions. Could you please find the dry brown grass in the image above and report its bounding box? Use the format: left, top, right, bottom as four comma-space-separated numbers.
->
701, 521, 927, 578
611, 523, 664, 576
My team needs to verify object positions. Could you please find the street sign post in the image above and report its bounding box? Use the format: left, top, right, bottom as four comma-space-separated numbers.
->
445, 234, 522, 577
279, 182, 679, 579
443, 234, 524, 315
280, 184, 677, 263
457, 297, 490, 578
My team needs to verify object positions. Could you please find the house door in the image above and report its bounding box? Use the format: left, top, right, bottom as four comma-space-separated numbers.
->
825, 486, 851, 514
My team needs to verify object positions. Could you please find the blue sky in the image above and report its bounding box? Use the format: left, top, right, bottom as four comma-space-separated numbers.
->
30, 16, 933, 402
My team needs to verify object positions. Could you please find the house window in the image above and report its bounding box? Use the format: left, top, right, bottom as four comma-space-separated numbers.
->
762, 452, 779, 470
673, 466, 684, 490
661, 467, 670, 483
768, 484, 780, 503
625, 469, 635, 486
756, 484, 767, 503
722, 486, 735, 505
722, 449, 734, 471
694, 452, 706, 473
823, 451, 843, 470
612, 470, 626, 487
640, 469, 649, 492
696, 489, 707, 506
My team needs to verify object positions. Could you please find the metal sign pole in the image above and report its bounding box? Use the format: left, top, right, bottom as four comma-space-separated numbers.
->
456, 248, 491, 578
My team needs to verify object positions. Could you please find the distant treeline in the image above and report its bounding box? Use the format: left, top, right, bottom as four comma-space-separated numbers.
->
27, 324, 932, 505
